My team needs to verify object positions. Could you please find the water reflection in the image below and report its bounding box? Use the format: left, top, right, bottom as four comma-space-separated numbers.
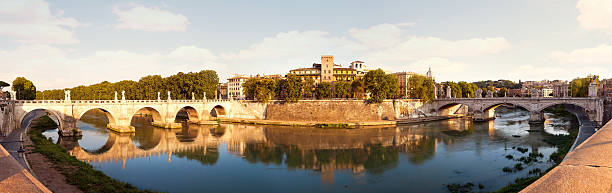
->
49, 107, 573, 193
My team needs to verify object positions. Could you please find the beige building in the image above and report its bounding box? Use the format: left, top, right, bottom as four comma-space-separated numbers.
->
289, 55, 370, 84
599, 79, 612, 98
228, 75, 250, 100
393, 72, 417, 98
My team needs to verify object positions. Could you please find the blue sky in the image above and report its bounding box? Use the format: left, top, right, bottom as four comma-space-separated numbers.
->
1, 0, 611, 90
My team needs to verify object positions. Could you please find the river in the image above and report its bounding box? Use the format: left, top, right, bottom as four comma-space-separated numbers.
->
42, 107, 574, 193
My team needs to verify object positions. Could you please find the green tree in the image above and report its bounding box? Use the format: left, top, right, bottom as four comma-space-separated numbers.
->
302, 78, 315, 99
570, 75, 598, 97
351, 78, 366, 99
364, 69, 400, 103
333, 81, 351, 99
315, 82, 332, 99
442, 82, 462, 98
407, 74, 435, 102
12, 77, 36, 100
458, 81, 478, 98
284, 74, 302, 103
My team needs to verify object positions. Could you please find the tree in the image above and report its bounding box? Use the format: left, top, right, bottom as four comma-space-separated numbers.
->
570, 75, 598, 97
0, 81, 9, 91
442, 82, 462, 98
458, 81, 478, 98
284, 74, 302, 103
333, 81, 351, 99
315, 82, 332, 99
302, 78, 315, 99
351, 78, 366, 99
364, 69, 400, 103
12, 77, 36, 100
407, 74, 435, 102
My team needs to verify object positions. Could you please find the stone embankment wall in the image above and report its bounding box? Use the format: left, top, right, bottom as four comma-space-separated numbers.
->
264, 100, 423, 122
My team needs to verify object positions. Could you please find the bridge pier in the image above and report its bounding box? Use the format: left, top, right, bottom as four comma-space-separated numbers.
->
528, 111, 544, 125
473, 110, 496, 122
58, 116, 82, 137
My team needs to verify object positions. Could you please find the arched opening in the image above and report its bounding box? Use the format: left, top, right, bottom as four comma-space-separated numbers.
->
210, 105, 226, 118
20, 109, 61, 143
130, 107, 163, 150
78, 108, 115, 152
437, 103, 470, 116
538, 103, 588, 135
175, 106, 199, 122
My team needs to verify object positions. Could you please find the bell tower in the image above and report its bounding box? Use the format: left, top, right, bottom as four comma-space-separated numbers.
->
321, 55, 334, 82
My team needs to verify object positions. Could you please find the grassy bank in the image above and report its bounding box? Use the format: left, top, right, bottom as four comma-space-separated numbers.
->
28, 128, 158, 193
493, 109, 579, 193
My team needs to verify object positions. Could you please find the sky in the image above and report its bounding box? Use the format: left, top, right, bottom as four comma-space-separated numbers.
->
1, 0, 611, 90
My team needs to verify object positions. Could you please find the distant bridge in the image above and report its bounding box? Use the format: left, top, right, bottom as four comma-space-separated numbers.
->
430, 97, 604, 126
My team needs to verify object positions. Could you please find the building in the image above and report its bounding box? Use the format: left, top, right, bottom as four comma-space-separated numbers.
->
599, 79, 612, 98
227, 75, 250, 100
216, 83, 228, 99
509, 89, 522, 97
393, 72, 417, 98
289, 55, 369, 84
542, 88, 553, 98
552, 81, 569, 98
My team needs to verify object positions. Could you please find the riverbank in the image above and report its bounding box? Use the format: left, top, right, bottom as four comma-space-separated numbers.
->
521, 117, 612, 192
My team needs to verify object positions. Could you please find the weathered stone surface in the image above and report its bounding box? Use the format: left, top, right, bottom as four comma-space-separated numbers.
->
264, 100, 415, 122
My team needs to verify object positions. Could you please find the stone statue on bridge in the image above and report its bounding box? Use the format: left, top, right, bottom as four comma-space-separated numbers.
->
531, 89, 539, 98
203, 92, 207, 101
446, 86, 451, 98
192, 92, 195, 101
157, 92, 161, 101
475, 89, 483, 98
64, 90, 71, 101
121, 90, 125, 101
167, 91, 171, 101
114, 91, 118, 101
486, 90, 494, 98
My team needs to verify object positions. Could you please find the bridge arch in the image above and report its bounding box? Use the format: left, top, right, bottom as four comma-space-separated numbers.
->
19, 108, 63, 130
210, 105, 227, 118
176, 106, 199, 121
78, 107, 117, 126
131, 107, 163, 123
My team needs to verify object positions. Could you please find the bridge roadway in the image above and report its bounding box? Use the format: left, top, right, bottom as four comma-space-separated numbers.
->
430, 97, 604, 126
1, 99, 266, 137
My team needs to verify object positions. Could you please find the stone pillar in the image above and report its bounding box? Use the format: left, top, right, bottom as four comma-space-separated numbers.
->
434, 84, 438, 99
588, 81, 598, 98
473, 109, 495, 122
114, 91, 118, 101
528, 111, 544, 125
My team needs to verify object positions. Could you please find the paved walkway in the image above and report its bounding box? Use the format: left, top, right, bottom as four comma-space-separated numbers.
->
521, 120, 612, 193
0, 141, 51, 193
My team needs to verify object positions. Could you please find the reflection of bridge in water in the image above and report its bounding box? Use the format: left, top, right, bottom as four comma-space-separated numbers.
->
65, 116, 554, 173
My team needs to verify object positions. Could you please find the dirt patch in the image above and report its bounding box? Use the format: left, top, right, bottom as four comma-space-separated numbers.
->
24, 134, 82, 193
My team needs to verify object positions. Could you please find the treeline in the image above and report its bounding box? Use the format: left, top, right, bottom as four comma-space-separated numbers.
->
36, 70, 219, 100
243, 69, 401, 103
570, 75, 598, 97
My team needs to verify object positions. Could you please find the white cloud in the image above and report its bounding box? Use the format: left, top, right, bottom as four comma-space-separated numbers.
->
348, 23, 408, 49
113, 5, 189, 32
0, 45, 221, 90
0, 0, 82, 44
551, 44, 612, 64
577, 0, 612, 35
508, 65, 610, 81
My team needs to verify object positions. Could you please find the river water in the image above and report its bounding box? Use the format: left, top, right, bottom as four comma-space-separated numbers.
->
42, 108, 574, 193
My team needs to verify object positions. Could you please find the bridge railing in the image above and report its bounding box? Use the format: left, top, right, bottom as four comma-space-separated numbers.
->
434, 97, 599, 100
11, 99, 234, 104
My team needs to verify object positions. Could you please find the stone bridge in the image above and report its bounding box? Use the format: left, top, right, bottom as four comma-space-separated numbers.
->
430, 97, 604, 126
0, 98, 266, 137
